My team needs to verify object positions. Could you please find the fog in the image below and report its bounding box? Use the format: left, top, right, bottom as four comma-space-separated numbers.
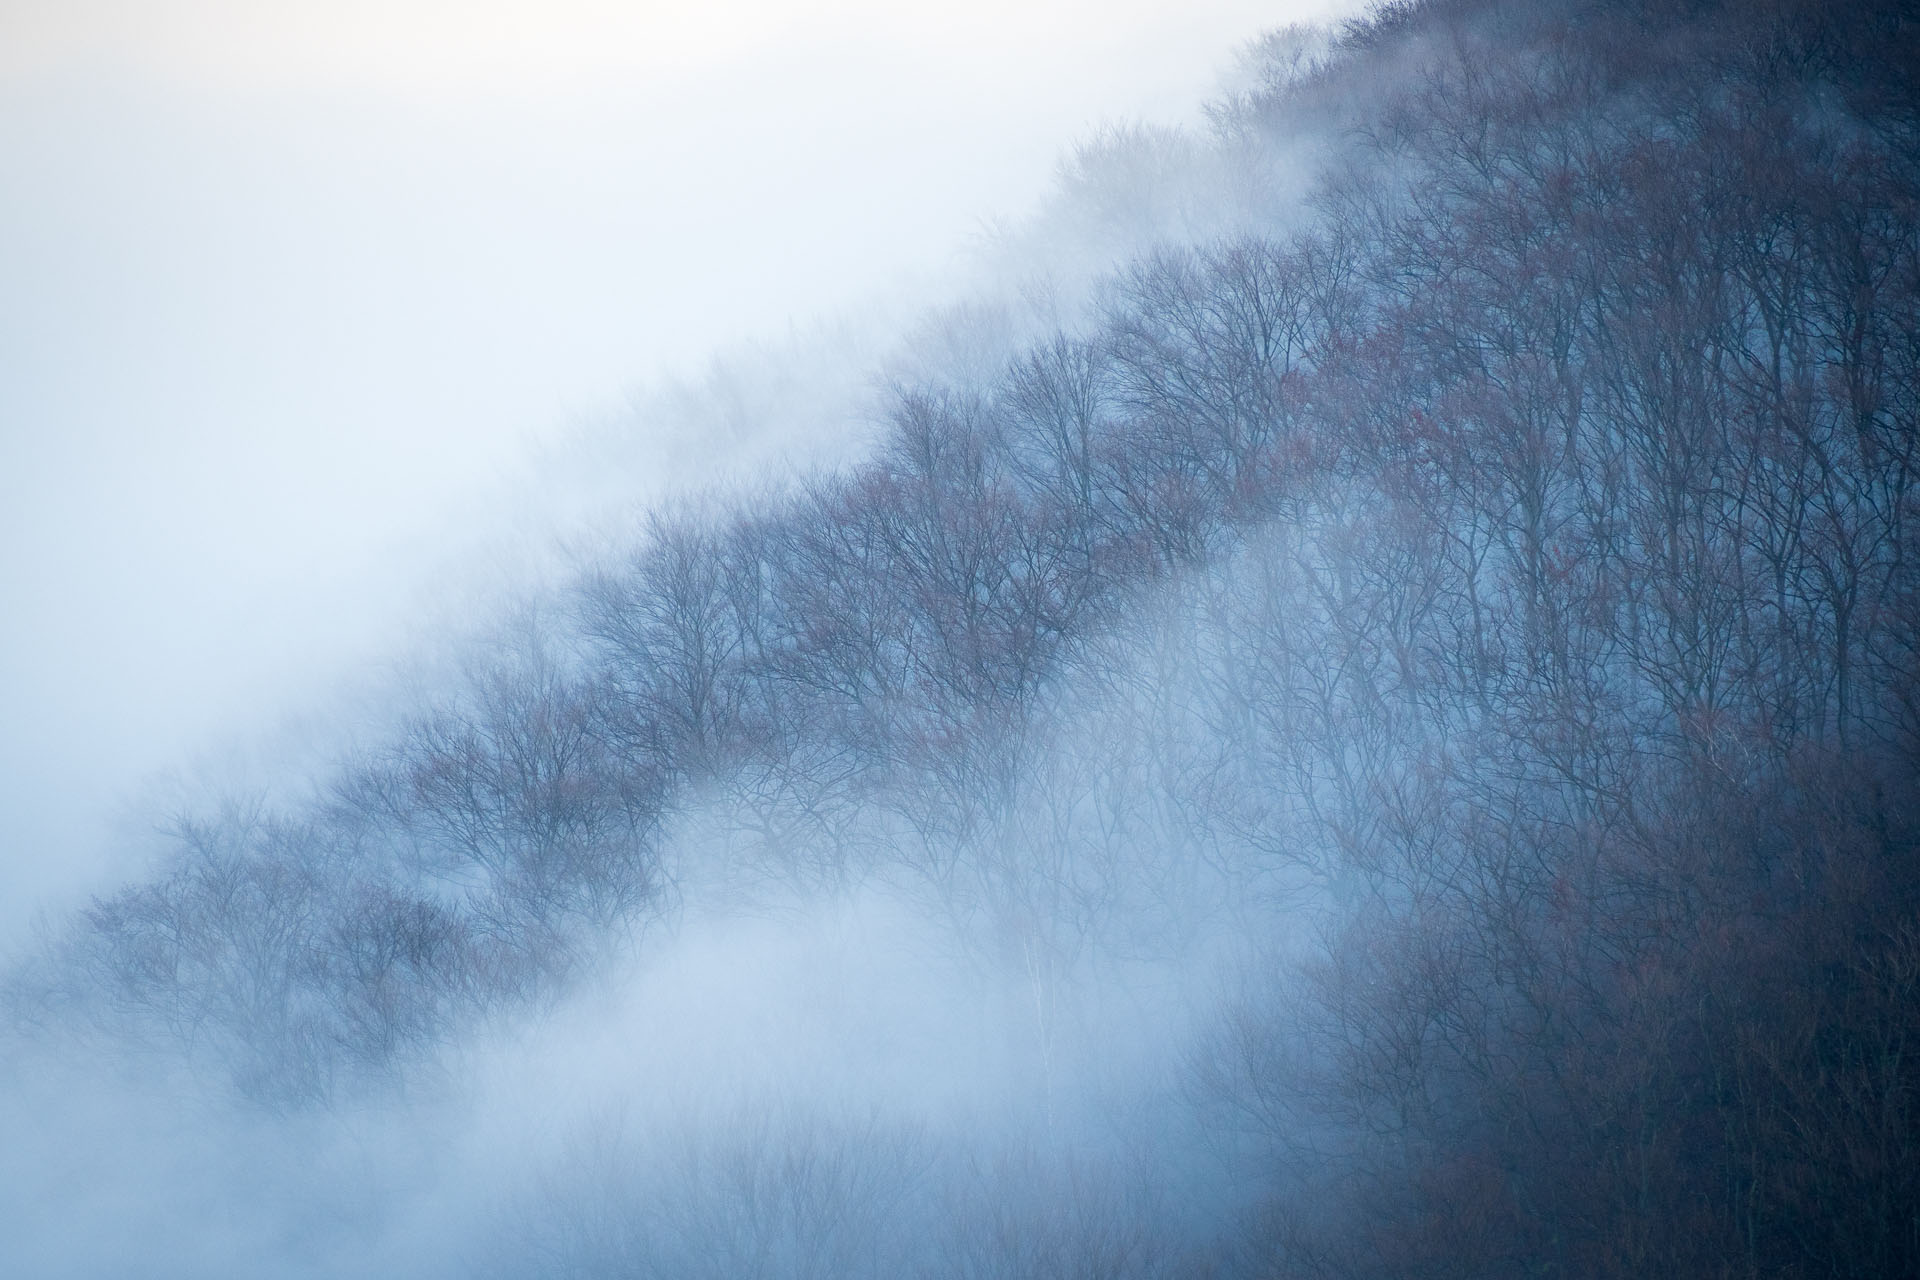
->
0, 0, 1356, 932
6, 1, 1917, 1276
3, 2, 1347, 1273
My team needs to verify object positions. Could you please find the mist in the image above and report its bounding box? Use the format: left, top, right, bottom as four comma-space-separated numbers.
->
6, 0, 1919, 1276
1, 0, 1355, 933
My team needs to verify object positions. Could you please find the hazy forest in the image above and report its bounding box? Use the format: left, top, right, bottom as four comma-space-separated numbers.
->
6, 0, 1919, 1274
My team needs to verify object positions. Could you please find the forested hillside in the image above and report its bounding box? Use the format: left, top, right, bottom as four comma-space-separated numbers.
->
8, 0, 1918, 1275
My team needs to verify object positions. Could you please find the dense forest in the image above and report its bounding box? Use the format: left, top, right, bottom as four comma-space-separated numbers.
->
6, 0, 1918, 1275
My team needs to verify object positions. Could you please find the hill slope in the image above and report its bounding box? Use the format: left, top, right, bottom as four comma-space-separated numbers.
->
8, 1, 1919, 1275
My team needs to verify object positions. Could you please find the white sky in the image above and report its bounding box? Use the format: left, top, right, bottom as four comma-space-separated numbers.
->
0, 0, 1357, 932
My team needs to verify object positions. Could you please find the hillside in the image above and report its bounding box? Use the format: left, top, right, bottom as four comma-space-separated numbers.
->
7, 0, 1919, 1275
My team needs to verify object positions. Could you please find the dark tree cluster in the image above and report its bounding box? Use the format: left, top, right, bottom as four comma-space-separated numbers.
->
9, 0, 1919, 1274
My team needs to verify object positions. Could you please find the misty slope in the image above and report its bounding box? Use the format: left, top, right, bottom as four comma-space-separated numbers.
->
8, 0, 1920, 1276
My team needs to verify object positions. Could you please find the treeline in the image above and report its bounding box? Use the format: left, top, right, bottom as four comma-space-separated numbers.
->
11, 0, 1920, 1275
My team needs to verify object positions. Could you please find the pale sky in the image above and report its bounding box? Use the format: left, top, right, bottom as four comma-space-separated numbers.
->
7, 0, 1301, 89
0, 0, 1356, 932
